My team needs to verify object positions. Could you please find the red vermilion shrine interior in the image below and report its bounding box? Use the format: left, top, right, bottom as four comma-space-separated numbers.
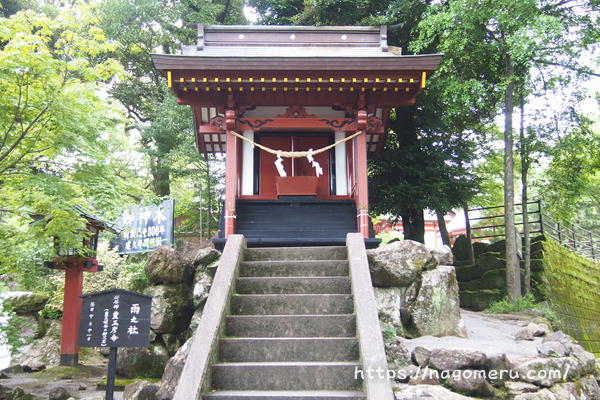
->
152, 25, 441, 249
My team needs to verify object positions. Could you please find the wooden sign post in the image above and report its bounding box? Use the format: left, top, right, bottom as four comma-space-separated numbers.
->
78, 289, 152, 400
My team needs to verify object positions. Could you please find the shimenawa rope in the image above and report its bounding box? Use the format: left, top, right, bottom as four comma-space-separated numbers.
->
228, 129, 364, 158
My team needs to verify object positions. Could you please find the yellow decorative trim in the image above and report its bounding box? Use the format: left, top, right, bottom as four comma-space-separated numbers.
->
421, 72, 427, 88
167, 71, 172, 87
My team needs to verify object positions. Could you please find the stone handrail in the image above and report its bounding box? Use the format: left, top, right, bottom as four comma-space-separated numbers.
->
173, 234, 246, 400
346, 233, 394, 400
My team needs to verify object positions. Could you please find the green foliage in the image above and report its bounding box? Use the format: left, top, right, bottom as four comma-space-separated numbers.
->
382, 323, 396, 343
0, 301, 35, 356
484, 293, 537, 314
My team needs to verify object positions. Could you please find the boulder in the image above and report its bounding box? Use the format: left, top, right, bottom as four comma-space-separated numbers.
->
504, 381, 539, 396
515, 323, 549, 341
431, 245, 453, 266
446, 369, 495, 398
374, 287, 403, 334
541, 331, 573, 344
5, 293, 49, 315
160, 333, 180, 357
427, 348, 487, 370
384, 337, 410, 367
537, 341, 569, 358
459, 289, 504, 311
475, 252, 505, 272
393, 383, 476, 400
513, 389, 556, 400
145, 246, 194, 285
411, 346, 431, 367
187, 308, 203, 333
192, 271, 212, 309
472, 242, 490, 259
484, 353, 511, 383
514, 357, 583, 387
408, 265, 466, 337
21, 361, 45, 373
123, 380, 159, 400
145, 284, 193, 334
48, 387, 71, 400
455, 265, 482, 282
193, 247, 221, 268
479, 268, 507, 290
575, 376, 600, 398
116, 343, 170, 379
367, 240, 436, 287
393, 365, 419, 383
156, 338, 192, 400
565, 342, 595, 374
452, 235, 472, 261
408, 369, 440, 385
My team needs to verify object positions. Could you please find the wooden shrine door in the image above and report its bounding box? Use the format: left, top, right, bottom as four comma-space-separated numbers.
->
258, 134, 331, 199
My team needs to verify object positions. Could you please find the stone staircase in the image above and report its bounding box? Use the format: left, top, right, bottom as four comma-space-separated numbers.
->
203, 246, 366, 400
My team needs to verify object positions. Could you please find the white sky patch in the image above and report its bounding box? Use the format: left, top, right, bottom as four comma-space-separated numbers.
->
244, 5, 259, 23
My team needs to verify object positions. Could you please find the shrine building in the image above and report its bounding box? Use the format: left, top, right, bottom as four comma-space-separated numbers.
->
152, 25, 441, 249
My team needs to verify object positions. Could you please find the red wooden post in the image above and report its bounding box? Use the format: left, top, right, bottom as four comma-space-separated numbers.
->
224, 130, 238, 237
356, 129, 369, 238
60, 265, 84, 366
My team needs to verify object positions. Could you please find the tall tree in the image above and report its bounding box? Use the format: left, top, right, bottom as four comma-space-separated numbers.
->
414, 0, 599, 300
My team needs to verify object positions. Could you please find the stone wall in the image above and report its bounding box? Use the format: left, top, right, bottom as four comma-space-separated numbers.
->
453, 235, 547, 311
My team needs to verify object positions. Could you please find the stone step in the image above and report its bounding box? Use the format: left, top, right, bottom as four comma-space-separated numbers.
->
225, 315, 356, 337
203, 390, 366, 400
236, 277, 352, 294
239, 260, 349, 277
219, 338, 359, 362
210, 362, 363, 391
230, 294, 354, 315
244, 247, 347, 261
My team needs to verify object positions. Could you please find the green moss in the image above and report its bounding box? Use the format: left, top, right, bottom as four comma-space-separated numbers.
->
542, 239, 600, 356
32, 364, 105, 380
97, 377, 159, 390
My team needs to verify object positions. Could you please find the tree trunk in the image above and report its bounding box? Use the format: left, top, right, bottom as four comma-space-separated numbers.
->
150, 157, 171, 197
520, 102, 531, 294
436, 210, 450, 246
463, 204, 475, 265
504, 55, 522, 301
401, 206, 425, 243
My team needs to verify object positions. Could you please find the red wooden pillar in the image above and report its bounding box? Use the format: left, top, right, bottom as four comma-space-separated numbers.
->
356, 130, 370, 238
60, 266, 84, 366
224, 130, 238, 237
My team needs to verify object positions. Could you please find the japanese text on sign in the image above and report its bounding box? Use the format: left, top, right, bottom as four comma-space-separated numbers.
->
112, 200, 174, 254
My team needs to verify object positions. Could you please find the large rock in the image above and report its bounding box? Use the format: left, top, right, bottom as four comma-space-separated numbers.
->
374, 287, 403, 334
145, 246, 194, 285
123, 380, 159, 400
48, 387, 71, 400
431, 245, 453, 266
193, 247, 220, 267
452, 235, 472, 261
515, 323, 550, 341
427, 348, 487, 370
192, 271, 212, 309
145, 284, 193, 334
384, 337, 410, 367
367, 240, 436, 287
513, 357, 583, 387
537, 341, 569, 358
446, 369, 495, 398
393, 383, 476, 400
566, 342, 596, 374
116, 343, 170, 379
408, 265, 466, 337
156, 338, 192, 400
459, 289, 504, 311
5, 293, 49, 315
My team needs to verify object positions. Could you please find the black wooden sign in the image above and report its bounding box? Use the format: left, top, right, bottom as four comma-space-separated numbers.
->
112, 199, 174, 254
78, 289, 152, 348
